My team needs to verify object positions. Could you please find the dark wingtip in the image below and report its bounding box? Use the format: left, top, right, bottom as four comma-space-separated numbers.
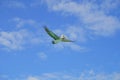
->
43, 25, 47, 29
43, 26, 49, 31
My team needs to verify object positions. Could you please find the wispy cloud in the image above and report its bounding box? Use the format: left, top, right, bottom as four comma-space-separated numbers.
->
25, 72, 120, 80
43, 0, 120, 36
0, 29, 41, 50
0, 30, 27, 50
38, 52, 47, 60
1, 1, 27, 8
13, 17, 39, 28
3, 70, 120, 80
27, 76, 39, 80
100, 0, 120, 11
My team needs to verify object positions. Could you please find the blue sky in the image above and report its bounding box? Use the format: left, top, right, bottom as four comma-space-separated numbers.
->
0, 0, 120, 80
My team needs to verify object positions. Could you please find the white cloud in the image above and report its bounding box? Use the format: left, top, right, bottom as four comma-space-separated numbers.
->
5, 71, 120, 80
27, 76, 39, 80
36, 72, 120, 80
0, 30, 27, 50
25, 72, 77, 80
0, 29, 41, 50
43, 0, 120, 36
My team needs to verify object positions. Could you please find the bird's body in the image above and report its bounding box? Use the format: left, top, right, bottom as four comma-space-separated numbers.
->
52, 39, 61, 44
44, 26, 74, 44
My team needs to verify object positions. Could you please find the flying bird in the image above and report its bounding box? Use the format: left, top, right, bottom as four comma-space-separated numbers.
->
44, 26, 74, 44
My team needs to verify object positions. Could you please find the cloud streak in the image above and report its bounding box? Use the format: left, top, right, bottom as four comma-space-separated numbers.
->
2, 71, 120, 80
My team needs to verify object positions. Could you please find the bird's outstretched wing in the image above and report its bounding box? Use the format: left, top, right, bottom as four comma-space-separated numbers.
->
62, 38, 74, 42
44, 26, 60, 40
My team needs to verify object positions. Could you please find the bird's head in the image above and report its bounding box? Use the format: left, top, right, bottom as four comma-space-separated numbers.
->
60, 34, 66, 39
